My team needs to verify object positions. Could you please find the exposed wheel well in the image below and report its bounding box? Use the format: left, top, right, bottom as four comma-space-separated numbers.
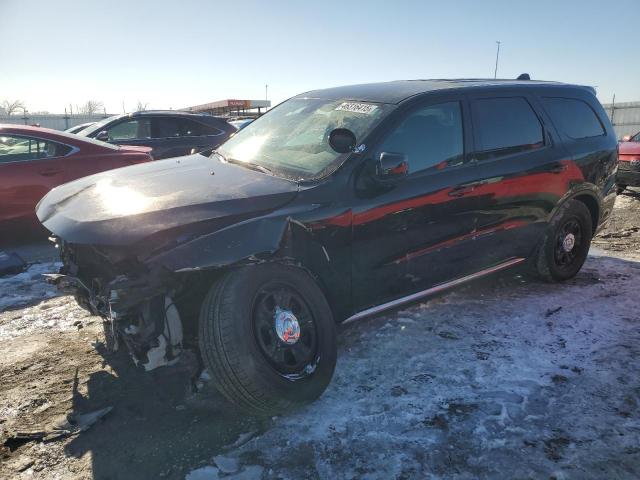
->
573, 194, 599, 234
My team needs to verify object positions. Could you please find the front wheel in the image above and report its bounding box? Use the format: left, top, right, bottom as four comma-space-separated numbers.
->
533, 200, 593, 282
199, 264, 337, 415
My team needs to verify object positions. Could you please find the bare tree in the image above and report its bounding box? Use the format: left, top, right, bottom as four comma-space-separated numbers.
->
136, 101, 149, 112
78, 100, 104, 115
2, 99, 26, 115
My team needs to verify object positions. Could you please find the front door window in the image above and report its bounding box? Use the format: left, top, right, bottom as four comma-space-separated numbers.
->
107, 119, 151, 141
378, 101, 464, 174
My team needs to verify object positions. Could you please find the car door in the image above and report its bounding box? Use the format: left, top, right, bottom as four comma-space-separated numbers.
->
462, 92, 577, 266
0, 135, 71, 231
148, 116, 191, 159
351, 96, 483, 311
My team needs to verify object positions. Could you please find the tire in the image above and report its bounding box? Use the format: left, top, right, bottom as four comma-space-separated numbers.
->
533, 199, 593, 282
616, 184, 626, 195
198, 263, 337, 415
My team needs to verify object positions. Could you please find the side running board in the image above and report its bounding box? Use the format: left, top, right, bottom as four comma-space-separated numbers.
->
344, 257, 525, 324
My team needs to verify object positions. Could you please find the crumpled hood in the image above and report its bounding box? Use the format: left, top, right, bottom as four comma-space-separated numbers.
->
36, 154, 299, 246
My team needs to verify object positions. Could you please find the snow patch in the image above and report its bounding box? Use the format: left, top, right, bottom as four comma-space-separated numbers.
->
187, 254, 640, 479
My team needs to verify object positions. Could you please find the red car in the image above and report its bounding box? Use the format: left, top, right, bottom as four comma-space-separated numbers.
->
617, 131, 640, 193
0, 125, 152, 240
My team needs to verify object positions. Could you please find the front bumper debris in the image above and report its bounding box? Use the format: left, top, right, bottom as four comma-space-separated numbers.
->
44, 261, 184, 371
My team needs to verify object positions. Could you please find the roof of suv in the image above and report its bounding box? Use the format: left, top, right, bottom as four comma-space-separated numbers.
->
297, 79, 594, 105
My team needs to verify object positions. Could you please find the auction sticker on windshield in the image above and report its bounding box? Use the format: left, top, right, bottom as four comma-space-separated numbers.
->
335, 102, 378, 115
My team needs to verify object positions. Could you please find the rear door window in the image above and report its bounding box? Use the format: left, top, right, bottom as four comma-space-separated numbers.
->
378, 101, 464, 174
0, 135, 72, 163
471, 97, 544, 157
153, 117, 182, 138
541, 97, 605, 139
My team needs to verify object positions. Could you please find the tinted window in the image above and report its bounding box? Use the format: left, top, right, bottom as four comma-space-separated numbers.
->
379, 101, 464, 173
0, 135, 72, 163
153, 117, 182, 138
542, 97, 605, 140
473, 97, 543, 153
180, 119, 222, 136
107, 119, 151, 141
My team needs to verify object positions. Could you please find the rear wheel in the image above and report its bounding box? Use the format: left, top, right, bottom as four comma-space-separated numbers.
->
198, 264, 337, 415
533, 200, 593, 282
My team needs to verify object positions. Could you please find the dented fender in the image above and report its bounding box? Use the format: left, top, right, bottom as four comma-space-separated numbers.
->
144, 203, 354, 319
147, 216, 290, 272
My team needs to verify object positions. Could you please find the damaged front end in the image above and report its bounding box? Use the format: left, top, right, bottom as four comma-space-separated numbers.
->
47, 240, 185, 371
35, 153, 303, 373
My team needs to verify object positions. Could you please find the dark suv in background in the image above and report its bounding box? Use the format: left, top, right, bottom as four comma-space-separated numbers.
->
38, 78, 618, 415
76, 111, 236, 159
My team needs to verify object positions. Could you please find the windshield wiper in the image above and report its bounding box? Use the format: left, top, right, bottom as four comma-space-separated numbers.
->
215, 152, 274, 175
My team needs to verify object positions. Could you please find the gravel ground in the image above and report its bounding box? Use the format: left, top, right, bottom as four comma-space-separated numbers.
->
1, 190, 639, 480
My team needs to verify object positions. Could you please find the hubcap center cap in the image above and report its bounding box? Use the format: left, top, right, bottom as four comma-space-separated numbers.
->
562, 233, 576, 252
274, 307, 301, 345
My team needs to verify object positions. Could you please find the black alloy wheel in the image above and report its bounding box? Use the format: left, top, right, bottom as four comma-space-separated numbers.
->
198, 263, 337, 415
553, 218, 583, 272
534, 199, 593, 282
252, 283, 318, 377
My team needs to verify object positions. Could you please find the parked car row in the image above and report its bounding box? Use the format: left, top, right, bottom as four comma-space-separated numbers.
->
0, 126, 153, 239
0, 111, 237, 241
37, 77, 618, 415
75, 110, 236, 159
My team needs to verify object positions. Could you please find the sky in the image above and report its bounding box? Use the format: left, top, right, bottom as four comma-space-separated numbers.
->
1, 0, 638, 114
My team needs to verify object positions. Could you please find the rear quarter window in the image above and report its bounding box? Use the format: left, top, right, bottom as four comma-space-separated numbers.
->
180, 119, 223, 136
541, 97, 605, 140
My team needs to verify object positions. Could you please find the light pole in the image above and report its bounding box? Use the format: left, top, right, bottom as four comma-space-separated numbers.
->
265, 84, 268, 101
494, 41, 501, 79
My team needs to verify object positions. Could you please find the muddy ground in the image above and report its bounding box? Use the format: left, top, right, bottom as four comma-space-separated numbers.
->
1, 189, 639, 480
593, 188, 640, 255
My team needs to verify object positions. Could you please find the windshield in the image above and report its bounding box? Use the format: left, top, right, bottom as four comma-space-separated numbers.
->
217, 97, 392, 180
76, 114, 121, 137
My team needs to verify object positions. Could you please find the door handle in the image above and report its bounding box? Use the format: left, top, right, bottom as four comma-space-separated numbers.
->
40, 168, 62, 177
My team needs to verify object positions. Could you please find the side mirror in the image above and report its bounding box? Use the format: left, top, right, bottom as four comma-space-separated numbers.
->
328, 128, 356, 154
377, 152, 409, 180
96, 130, 109, 142
622, 135, 632, 142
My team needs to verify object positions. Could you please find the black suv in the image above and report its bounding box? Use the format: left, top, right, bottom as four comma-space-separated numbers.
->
38, 79, 618, 415
76, 111, 236, 159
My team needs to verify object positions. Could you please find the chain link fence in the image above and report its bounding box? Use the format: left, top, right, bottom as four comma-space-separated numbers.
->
601, 101, 640, 140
